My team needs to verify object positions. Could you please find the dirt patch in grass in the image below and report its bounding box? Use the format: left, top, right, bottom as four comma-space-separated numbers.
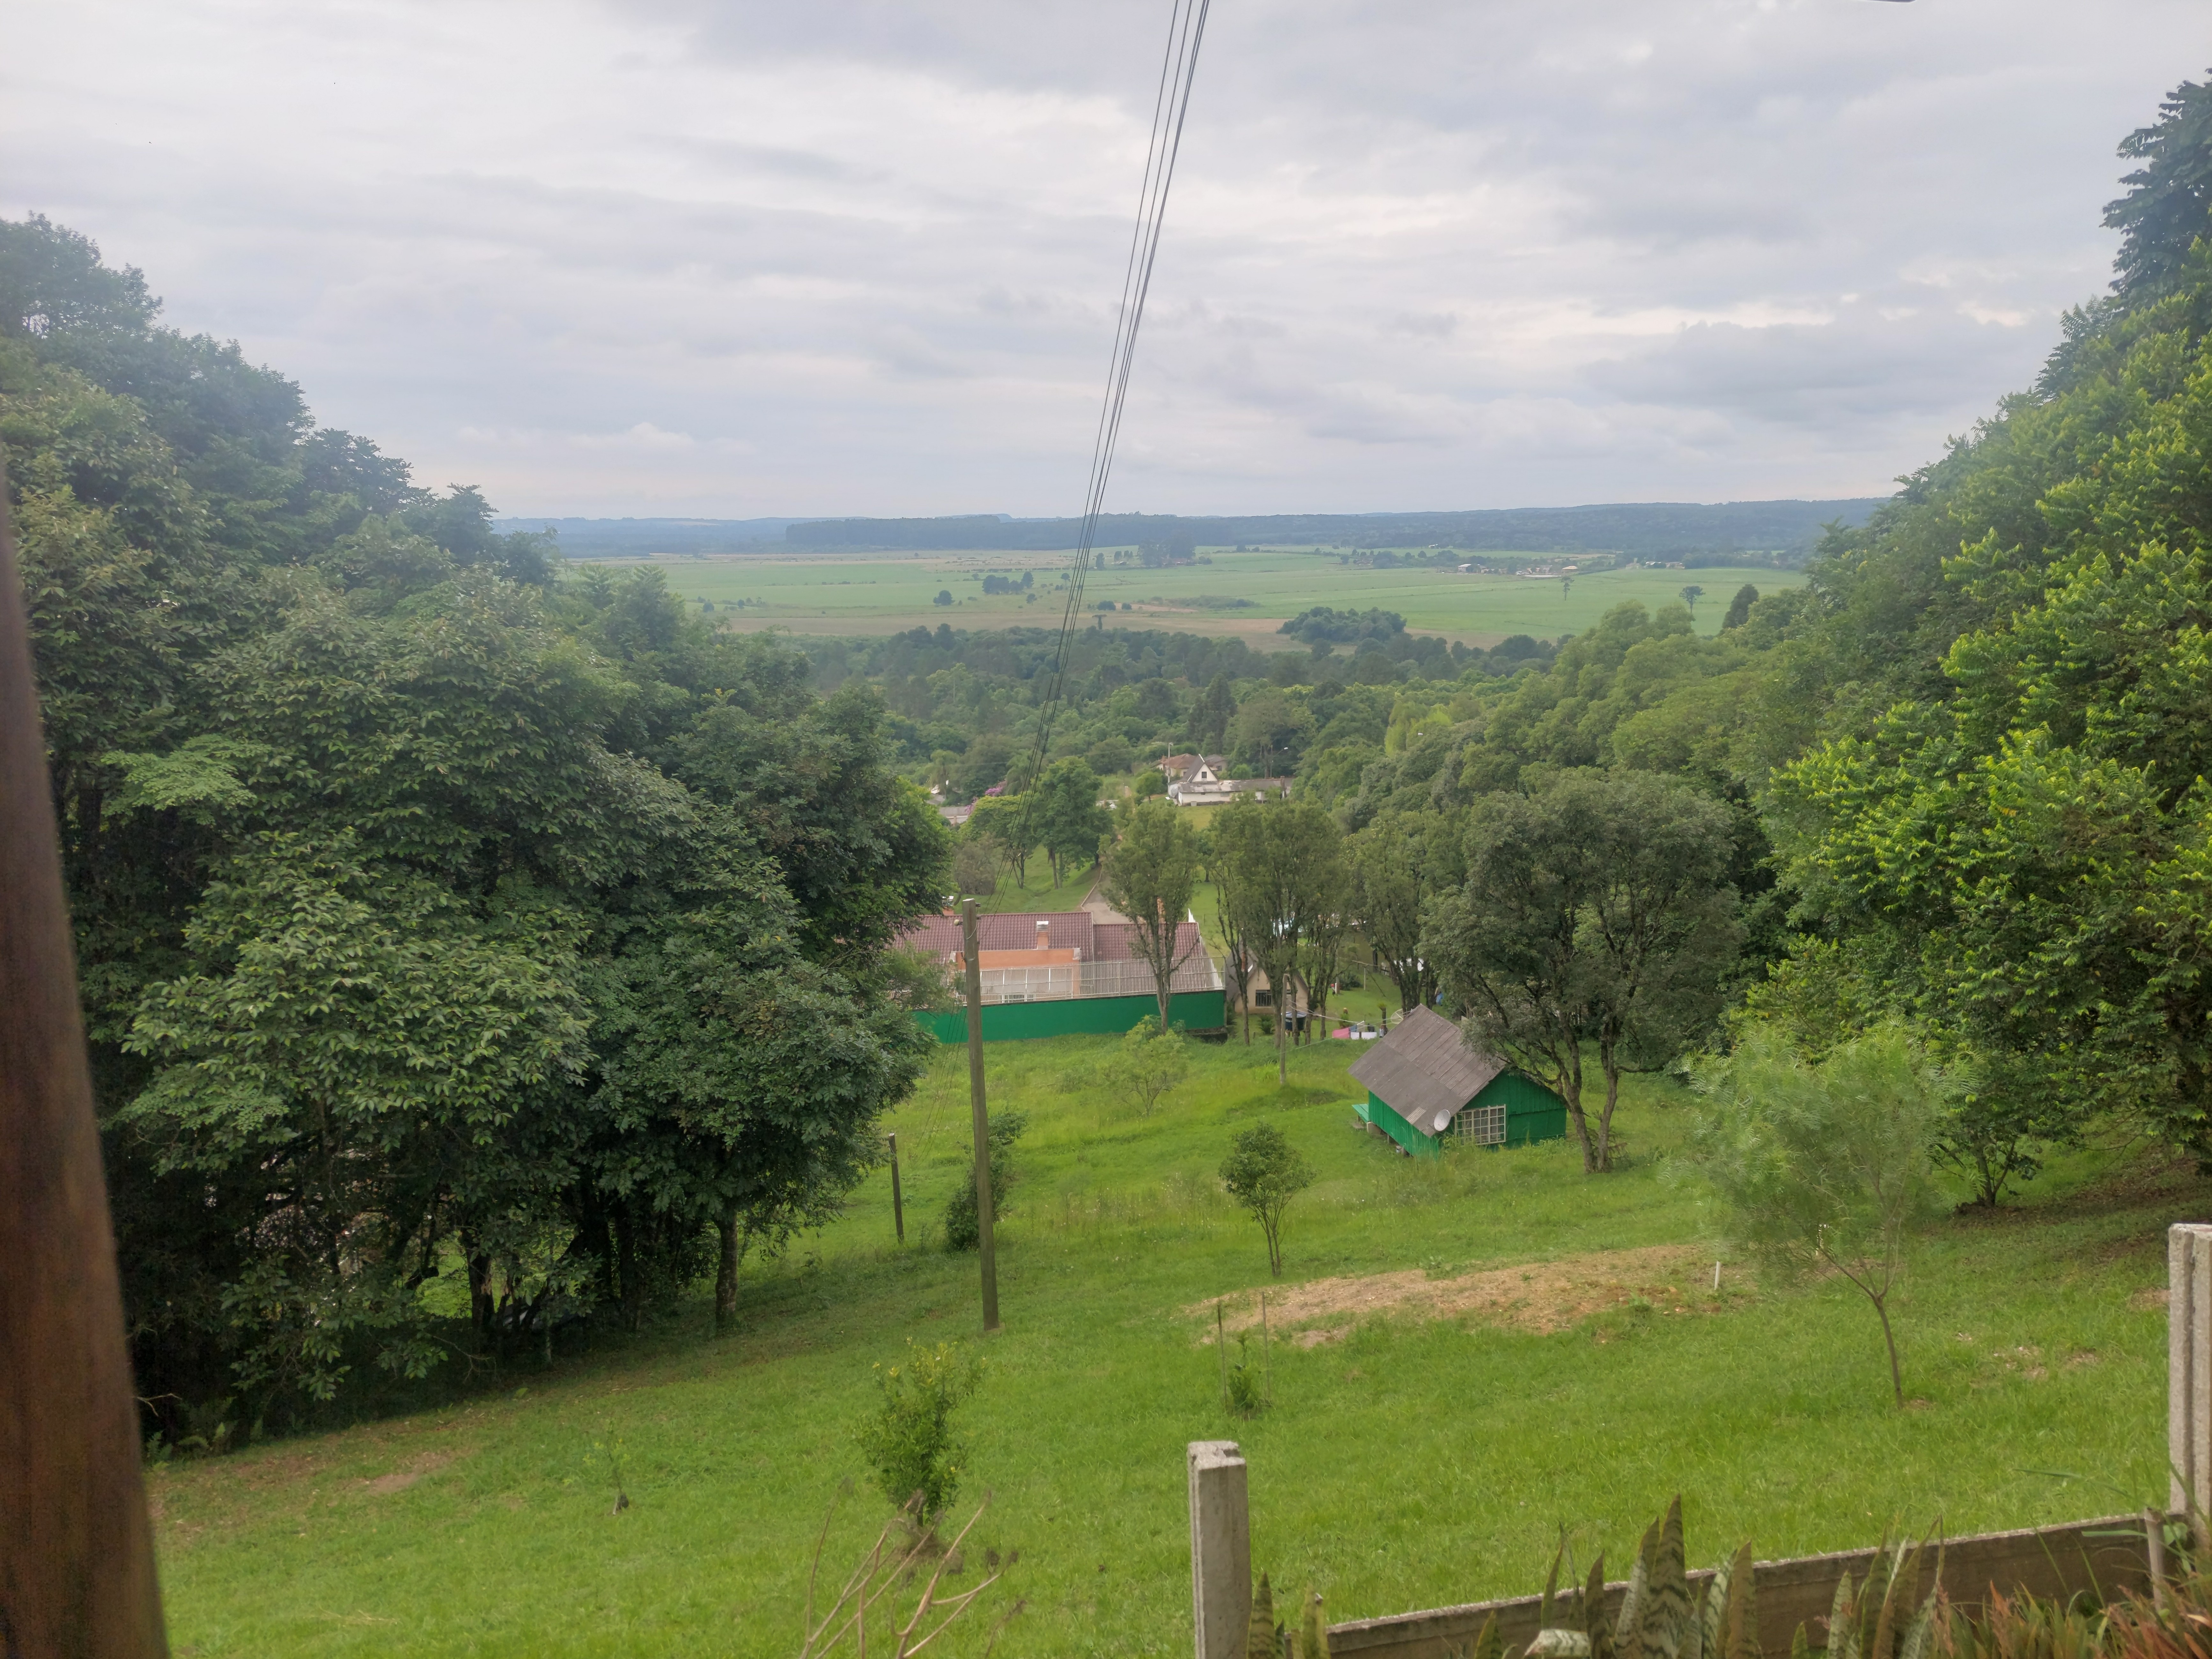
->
1187, 1244, 1712, 1344
360, 1448, 458, 1496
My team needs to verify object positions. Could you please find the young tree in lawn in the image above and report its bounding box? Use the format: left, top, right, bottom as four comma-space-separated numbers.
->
1427, 769, 1739, 1173
1027, 758, 1110, 888
1220, 1122, 1314, 1277
1686, 1028, 1949, 1407
1097, 1015, 1191, 1116
1099, 797, 1202, 1029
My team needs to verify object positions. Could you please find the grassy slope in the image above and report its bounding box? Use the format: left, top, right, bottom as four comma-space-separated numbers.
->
597, 548, 1799, 646
149, 1036, 2184, 1659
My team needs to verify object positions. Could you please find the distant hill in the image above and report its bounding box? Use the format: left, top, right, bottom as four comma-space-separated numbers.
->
783, 501, 1887, 562
490, 516, 817, 556
504, 500, 1889, 565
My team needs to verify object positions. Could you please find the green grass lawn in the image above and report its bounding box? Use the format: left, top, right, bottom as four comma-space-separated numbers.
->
148, 1035, 2187, 1658
596, 547, 1800, 648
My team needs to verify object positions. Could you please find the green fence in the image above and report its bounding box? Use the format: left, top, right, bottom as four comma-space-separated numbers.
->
917, 989, 1225, 1043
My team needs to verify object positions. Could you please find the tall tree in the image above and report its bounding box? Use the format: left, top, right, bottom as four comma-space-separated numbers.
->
1027, 758, 1110, 887
1191, 673, 1235, 753
1427, 770, 1739, 1172
1346, 810, 1456, 1012
1217, 801, 1348, 1083
1098, 797, 1202, 1029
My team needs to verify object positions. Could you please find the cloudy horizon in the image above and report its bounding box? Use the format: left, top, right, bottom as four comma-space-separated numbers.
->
7, 0, 2207, 520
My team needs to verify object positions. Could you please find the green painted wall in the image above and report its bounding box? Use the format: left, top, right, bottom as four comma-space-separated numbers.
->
1363, 1071, 1568, 1158
1365, 1091, 1431, 1158
1470, 1071, 1570, 1148
917, 989, 1224, 1044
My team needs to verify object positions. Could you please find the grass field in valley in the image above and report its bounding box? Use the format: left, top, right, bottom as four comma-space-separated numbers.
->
147, 1034, 2184, 1658
588, 546, 1802, 647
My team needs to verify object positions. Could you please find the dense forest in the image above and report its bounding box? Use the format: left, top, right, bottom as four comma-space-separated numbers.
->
6, 68, 2212, 1444
2, 216, 951, 1440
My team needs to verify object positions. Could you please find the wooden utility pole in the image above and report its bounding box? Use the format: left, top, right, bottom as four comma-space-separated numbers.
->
961, 900, 999, 1331
888, 1132, 905, 1244
0, 477, 171, 1654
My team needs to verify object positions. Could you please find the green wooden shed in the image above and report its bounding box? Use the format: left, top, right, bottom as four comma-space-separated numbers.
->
1347, 1006, 1568, 1157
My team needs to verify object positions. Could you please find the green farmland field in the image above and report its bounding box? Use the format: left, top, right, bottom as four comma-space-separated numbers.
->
585, 546, 1803, 647
148, 1034, 2183, 1659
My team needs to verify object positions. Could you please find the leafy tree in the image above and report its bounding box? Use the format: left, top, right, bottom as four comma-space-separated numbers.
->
1097, 1015, 1191, 1116
1428, 771, 1740, 1172
1191, 673, 1235, 752
1346, 811, 1456, 1012
1026, 758, 1110, 886
1228, 688, 1313, 776
1678, 584, 1704, 616
1720, 584, 1758, 629
1099, 797, 1201, 1028
1202, 819, 1260, 1044
933, 589, 953, 606
1686, 1029, 1949, 1408
950, 839, 999, 896
964, 793, 1031, 886
3, 215, 947, 1424
2105, 73, 2212, 309
953, 733, 1015, 801
1219, 1122, 1314, 1277
1215, 801, 1348, 1082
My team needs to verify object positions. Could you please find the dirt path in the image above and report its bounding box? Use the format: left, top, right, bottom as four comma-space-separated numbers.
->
1185, 1243, 1714, 1346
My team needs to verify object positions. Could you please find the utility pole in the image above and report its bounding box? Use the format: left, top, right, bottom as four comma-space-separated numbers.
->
961, 900, 1000, 1331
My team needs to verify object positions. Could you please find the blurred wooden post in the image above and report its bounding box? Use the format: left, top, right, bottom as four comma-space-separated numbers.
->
2170, 1223, 2212, 1539
887, 1132, 905, 1245
1189, 1440, 1250, 1659
961, 900, 999, 1331
0, 475, 170, 1653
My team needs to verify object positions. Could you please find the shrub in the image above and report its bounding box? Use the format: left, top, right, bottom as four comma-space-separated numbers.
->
854, 1340, 980, 1522
1097, 1016, 1191, 1117
944, 1110, 1027, 1251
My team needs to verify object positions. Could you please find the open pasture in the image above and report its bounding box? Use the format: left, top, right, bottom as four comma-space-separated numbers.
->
585, 546, 1803, 647
146, 1034, 2183, 1658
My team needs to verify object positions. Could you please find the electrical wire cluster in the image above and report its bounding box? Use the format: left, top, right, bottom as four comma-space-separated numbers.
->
1017, 0, 1211, 834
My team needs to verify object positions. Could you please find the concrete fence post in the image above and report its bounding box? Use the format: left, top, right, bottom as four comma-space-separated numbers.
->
2170, 1224, 2212, 1539
1189, 1440, 1251, 1659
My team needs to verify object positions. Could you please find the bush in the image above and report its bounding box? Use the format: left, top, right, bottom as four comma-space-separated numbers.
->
944, 1110, 1027, 1250
854, 1340, 980, 1522
1097, 1016, 1191, 1116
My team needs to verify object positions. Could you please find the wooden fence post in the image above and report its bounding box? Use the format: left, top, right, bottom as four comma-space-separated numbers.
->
1189, 1439, 1251, 1659
2171, 1223, 2212, 1538
0, 469, 170, 1653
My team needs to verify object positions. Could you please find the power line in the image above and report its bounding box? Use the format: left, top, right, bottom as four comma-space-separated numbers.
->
1018, 0, 1211, 831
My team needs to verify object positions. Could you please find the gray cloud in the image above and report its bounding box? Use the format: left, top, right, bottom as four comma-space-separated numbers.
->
3, 0, 2205, 516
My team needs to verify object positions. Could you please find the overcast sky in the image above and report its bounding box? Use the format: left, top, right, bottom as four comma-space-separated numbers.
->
7, 1, 2208, 519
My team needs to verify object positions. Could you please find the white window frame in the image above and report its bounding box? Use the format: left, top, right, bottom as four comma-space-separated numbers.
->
1458, 1104, 1507, 1146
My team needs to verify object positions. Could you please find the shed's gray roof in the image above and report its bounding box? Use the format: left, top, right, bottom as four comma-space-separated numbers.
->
1347, 1006, 1508, 1138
